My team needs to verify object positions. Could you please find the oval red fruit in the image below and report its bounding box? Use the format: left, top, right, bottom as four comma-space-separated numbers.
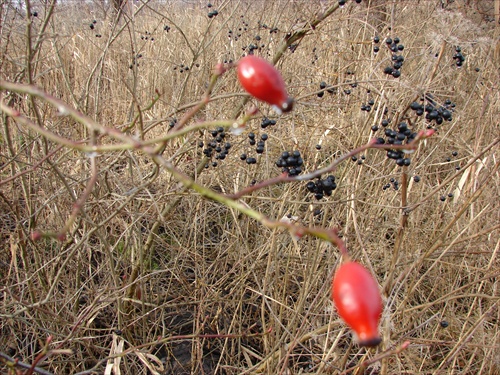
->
237, 55, 293, 113
332, 261, 382, 346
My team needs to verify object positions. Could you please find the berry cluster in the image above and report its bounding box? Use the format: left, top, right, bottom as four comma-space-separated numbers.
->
199, 127, 232, 167
275, 151, 304, 176
361, 98, 375, 112
440, 192, 454, 202
409, 97, 454, 126
317, 81, 337, 97
129, 53, 143, 69
453, 46, 465, 67
382, 177, 399, 191
374, 121, 417, 167
260, 117, 277, 129
207, 3, 218, 18
141, 31, 154, 41
239, 132, 269, 165
306, 175, 337, 200
338, 0, 362, 6
382, 37, 405, 78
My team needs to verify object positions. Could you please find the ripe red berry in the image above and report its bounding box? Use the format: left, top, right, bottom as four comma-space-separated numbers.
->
237, 55, 293, 113
331, 261, 382, 346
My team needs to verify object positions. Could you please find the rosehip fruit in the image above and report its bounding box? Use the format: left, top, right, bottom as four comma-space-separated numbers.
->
237, 55, 294, 114
331, 261, 382, 346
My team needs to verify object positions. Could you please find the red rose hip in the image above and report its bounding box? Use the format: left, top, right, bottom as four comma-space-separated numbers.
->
331, 261, 382, 346
237, 55, 293, 114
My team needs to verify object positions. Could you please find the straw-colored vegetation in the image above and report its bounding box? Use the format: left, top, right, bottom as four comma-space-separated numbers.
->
1, 0, 499, 374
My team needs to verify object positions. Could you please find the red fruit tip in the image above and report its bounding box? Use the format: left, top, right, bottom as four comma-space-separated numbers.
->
358, 335, 382, 347
31, 231, 42, 241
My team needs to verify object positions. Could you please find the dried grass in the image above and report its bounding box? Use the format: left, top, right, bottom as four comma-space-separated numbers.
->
1, 0, 499, 374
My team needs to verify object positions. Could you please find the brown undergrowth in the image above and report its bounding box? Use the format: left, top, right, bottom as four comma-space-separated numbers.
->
0, 1, 498, 374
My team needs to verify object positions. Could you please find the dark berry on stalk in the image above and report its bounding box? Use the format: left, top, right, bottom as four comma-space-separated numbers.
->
216, 136, 223, 143
375, 137, 385, 144
396, 158, 405, 166
381, 119, 389, 127
392, 69, 401, 78
198, 141, 204, 147
306, 181, 315, 192
338, 0, 346, 6
225, 142, 231, 149
373, 36, 380, 43
397, 44, 404, 51
248, 132, 255, 139
440, 195, 446, 202
313, 208, 322, 216
396, 133, 406, 141
386, 38, 392, 44
371, 125, 379, 131
403, 158, 411, 166
318, 91, 324, 98
282, 151, 290, 159
398, 122, 408, 132
261, 134, 268, 141
246, 157, 257, 164
373, 46, 380, 53
344, 89, 351, 95
351, 156, 357, 162
410, 102, 421, 110
211, 130, 218, 137
316, 144, 321, 150
320, 81, 327, 89
256, 147, 264, 154
452, 151, 458, 157
393, 37, 400, 44
428, 110, 439, 120
440, 320, 449, 328
413, 175, 420, 182
384, 66, 393, 75
448, 193, 454, 198
315, 193, 324, 200
442, 109, 452, 120
215, 146, 222, 153
212, 161, 218, 167
249, 139, 256, 146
